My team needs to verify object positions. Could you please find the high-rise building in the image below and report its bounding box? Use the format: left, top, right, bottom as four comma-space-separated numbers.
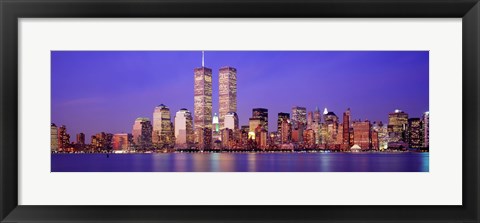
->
307, 111, 314, 129
303, 129, 316, 147
408, 118, 423, 148
112, 133, 131, 150
423, 111, 429, 148
249, 117, 263, 133
224, 112, 239, 130
388, 109, 409, 143
152, 104, 174, 146
218, 66, 237, 130
280, 117, 292, 144
291, 106, 307, 129
342, 108, 351, 148
174, 108, 194, 148
51, 123, 58, 152
252, 108, 268, 132
352, 120, 371, 150
313, 107, 321, 123
132, 117, 152, 149
324, 110, 338, 125
76, 133, 85, 145
58, 125, 70, 151
277, 112, 290, 134
194, 52, 213, 149
371, 130, 379, 150
372, 121, 388, 150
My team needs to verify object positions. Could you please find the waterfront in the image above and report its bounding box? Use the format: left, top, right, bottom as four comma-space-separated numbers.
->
51, 152, 429, 172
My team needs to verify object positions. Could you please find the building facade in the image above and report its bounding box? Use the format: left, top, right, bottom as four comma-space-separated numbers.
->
218, 66, 237, 130
352, 120, 371, 150
423, 111, 429, 148
152, 104, 174, 146
194, 63, 213, 149
174, 108, 194, 148
112, 133, 131, 150
58, 125, 70, 151
51, 123, 58, 152
408, 118, 423, 148
252, 108, 268, 132
291, 106, 307, 129
388, 109, 409, 143
132, 117, 152, 149
224, 112, 239, 130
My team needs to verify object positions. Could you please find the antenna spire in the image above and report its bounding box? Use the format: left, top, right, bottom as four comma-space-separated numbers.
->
202, 51, 205, 67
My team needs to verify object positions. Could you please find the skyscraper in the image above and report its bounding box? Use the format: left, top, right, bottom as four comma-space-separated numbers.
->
388, 109, 409, 143
194, 51, 213, 149
277, 112, 290, 136
291, 106, 307, 129
51, 123, 58, 152
132, 117, 152, 149
423, 111, 429, 148
224, 112, 239, 130
152, 104, 174, 146
342, 108, 351, 148
307, 111, 314, 129
218, 66, 237, 130
408, 118, 423, 148
313, 107, 321, 123
58, 125, 70, 151
280, 117, 292, 144
252, 108, 268, 132
76, 133, 85, 145
174, 108, 194, 148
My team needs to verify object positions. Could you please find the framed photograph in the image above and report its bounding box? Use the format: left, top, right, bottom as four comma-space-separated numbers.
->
1, 0, 479, 222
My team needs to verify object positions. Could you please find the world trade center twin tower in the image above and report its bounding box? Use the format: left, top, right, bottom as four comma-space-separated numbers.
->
194, 52, 237, 149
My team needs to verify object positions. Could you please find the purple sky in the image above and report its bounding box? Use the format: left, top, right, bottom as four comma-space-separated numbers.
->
52, 51, 429, 142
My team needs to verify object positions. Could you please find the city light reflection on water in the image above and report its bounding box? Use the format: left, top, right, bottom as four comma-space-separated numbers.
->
52, 152, 429, 172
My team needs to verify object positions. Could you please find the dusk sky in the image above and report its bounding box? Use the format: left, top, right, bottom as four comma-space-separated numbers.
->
51, 51, 429, 142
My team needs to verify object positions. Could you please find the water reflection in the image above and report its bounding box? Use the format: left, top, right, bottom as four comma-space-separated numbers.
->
51, 152, 429, 172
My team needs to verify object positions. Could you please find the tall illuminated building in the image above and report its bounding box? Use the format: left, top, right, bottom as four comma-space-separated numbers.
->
249, 118, 263, 133
194, 51, 213, 149
313, 106, 321, 123
342, 108, 351, 147
58, 125, 70, 151
224, 112, 239, 130
174, 108, 194, 148
323, 109, 339, 125
218, 66, 237, 129
352, 120, 371, 150
408, 118, 423, 148
388, 109, 409, 143
277, 112, 290, 136
423, 111, 429, 148
212, 113, 221, 141
132, 117, 152, 149
50, 123, 58, 152
372, 121, 388, 150
76, 133, 85, 145
291, 106, 307, 129
307, 111, 314, 129
280, 117, 292, 143
252, 108, 268, 132
152, 104, 174, 146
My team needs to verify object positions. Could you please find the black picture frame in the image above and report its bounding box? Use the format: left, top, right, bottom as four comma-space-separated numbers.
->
1, 0, 479, 222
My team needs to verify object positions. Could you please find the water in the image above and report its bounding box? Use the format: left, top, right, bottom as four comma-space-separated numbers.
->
51, 152, 429, 172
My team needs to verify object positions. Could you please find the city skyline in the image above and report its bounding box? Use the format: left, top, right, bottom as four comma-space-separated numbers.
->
52, 51, 429, 143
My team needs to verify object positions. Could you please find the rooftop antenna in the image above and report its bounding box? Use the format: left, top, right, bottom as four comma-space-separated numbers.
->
202, 50, 205, 67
